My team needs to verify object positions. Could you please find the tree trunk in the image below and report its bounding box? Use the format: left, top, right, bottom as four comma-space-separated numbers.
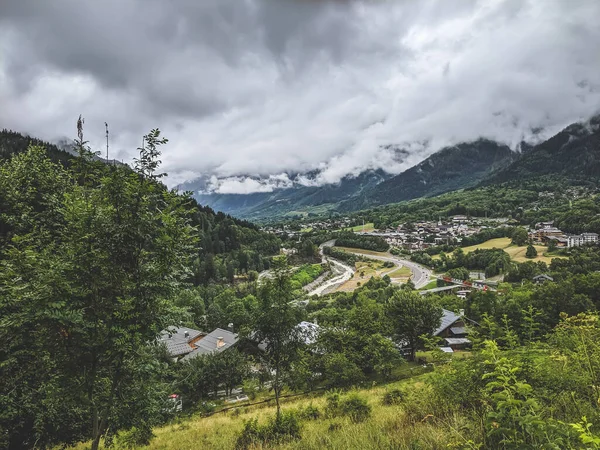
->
91, 406, 100, 450
409, 338, 416, 362
91, 433, 102, 450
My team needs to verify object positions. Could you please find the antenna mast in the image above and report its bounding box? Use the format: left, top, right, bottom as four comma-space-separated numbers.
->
105, 122, 109, 163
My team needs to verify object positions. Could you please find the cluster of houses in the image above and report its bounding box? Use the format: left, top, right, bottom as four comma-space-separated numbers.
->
530, 221, 599, 248
359, 216, 510, 253
160, 310, 474, 372
263, 218, 355, 237
159, 321, 321, 363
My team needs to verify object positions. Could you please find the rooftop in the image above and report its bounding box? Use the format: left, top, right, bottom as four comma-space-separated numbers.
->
182, 328, 238, 361
444, 337, 471, 345
434, 309, 462, 336
159, 326, 204, 357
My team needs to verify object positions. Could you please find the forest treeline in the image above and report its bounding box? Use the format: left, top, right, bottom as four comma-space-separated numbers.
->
0, 125, 279, 449
0, 129, 280, 285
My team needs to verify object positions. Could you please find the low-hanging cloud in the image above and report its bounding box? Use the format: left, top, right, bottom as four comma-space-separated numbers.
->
1, 0, 599, 191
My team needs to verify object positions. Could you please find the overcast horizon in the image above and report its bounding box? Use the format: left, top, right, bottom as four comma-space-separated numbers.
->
1, 0, 600, 193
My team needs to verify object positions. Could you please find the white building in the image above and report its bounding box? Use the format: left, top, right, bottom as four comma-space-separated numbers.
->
582, 233, 599, 244
567, 233, 599, 248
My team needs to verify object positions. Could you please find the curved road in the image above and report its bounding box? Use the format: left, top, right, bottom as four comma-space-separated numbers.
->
333, 247, 432, 289
258, 241, 355, 297
258, 240, 431, 296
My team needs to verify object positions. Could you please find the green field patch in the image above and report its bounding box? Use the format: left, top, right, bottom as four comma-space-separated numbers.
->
432, 237, 566, 264
386, 266, 411, 279
343, 222, 375, 232
334, 246, 390, 258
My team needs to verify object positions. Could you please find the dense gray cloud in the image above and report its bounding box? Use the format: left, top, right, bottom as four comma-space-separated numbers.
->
1, 0, 599, 191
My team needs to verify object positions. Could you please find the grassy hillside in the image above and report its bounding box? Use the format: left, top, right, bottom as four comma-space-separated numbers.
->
70, 372, 463, 450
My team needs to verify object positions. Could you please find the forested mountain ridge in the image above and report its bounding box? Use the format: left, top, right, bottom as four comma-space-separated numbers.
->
483, 114, 600, 184
0, 128, 73, 164
193, 169, 393, 219
338, 139, 516, 211
190, 115, 600, 221
192, 141, 516, 220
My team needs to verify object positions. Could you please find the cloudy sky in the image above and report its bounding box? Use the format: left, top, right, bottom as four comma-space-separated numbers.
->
1, 0, 599, 193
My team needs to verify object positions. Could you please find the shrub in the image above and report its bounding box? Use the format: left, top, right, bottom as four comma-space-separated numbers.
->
200, 401, 217, 414
242, 378, 260, 400
328, 422, 342, 432
115, 424, 154, 449
326, 392, 372, 423
323, 353, 366, 388
235, 411, 302, 450
298, 403, 321, 420
382, 388, 405, 405
339, 394, 372, 423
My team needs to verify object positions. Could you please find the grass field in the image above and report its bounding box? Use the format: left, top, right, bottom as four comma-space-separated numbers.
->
334, 256, 412, 292
432, 237, 565, 264
419, 280, 439, 290
386, 266, 411, 279
334, 246, 390, 258
343, 222, 376, 232
71, 371, 467, 450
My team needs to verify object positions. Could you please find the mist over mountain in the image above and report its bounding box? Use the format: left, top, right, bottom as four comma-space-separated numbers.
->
191, 115, 600, 220
484, 114, 600, 184
192, 169, 393, 219
338, 139, 517, 211
190, 139, 514, 219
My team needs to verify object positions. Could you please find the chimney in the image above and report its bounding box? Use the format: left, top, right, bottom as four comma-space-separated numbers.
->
216, 337, 225, 349
184, 330, 189, 338
227, 322, 234, 332
459, 309, 465, 317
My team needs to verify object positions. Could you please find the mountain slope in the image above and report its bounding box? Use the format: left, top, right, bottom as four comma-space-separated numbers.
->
194, 170, 392, 219
0, 129, 73, 165
484, 114, 600, 184
193, 115, 599, 220
337, 139, 516, 212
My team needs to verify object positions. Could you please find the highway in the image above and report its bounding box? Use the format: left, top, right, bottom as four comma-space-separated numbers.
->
258, 240, 433, 295
326, 244, 433, 289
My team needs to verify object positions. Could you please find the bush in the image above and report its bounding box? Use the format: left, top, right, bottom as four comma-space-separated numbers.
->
298, 403, 321, 420
326, 392, 372, 423
242, 378, 260, 400
340, 394, 372, 423
323, 353, 366, 388
328, 422, 342, 432
115, 424, 154, 449
382, 389, 405, 405
235, 411, 301, 449
200, 401, 217, 414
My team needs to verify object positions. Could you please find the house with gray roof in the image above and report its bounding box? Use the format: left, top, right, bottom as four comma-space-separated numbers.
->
159, 326, 205, 359
182, 328, 238, 361
434, 309, 474, 350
